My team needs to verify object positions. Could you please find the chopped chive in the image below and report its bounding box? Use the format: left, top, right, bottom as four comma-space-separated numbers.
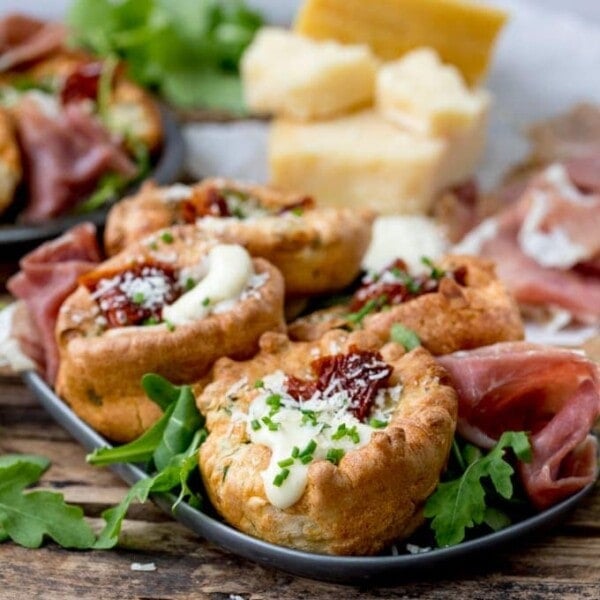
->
347, 426, 360, 444
202, 297, 211, 307
160, 231, 174, 244
301, 410, 317, 426
273, 468, 290, 487
277, 457, 294, 468
421, 256, 445, 280
299, 439, 317, 457
291, 207, 304, 216
185, 277, 196, 291
300, 454, 313, 465
326, 448, 345, 465
331, 423, 347, 441
149, 241, 158, 250
250, 419, 261, 431
369, 418, 388, 429
261, 416, 279, 431
390, 323, 421, 351
165, 320, 176, 332
346, 295, 388, 327
132, 292, 145, 305
291, 446, 300, 458
143, 316, 159, 326
254, 379, 264, 389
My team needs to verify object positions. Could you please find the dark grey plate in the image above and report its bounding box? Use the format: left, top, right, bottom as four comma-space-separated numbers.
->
22, 370, 597, 586
0, 104, 184, 251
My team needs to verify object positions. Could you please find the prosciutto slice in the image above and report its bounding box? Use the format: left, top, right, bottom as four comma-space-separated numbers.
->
14, 99, 137, 222
438, 342, 600, 509
7, 223, 102, 383
0, 14, 66, 72
455, 165, 600, 323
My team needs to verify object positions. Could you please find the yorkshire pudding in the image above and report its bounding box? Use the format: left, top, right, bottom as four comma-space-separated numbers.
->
198, 329, 457, 555
104, 178, 375, 297
55, 227, 285, 442
289, 254, 524, 355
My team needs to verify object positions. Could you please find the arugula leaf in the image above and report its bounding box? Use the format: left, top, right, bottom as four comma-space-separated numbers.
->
141, 373, 181, 410
94, 428, 205, 549
0, 456, 95, 549
68, 0, 263, 111
424, 431, 532, 547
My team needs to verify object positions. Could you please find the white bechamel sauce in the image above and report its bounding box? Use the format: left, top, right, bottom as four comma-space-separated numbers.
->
452, 217, 498, 255
162, 244, 254, 325
244, 370, 400, 510
161, 184, 193, 203
0, 303, 37, 372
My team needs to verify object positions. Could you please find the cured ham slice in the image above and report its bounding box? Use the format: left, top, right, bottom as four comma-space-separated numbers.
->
455, 165, 600, 324
7, 223, 102, 383
14, 99, 137, 222
0, 14, 66, 72
438, 342, 600, 509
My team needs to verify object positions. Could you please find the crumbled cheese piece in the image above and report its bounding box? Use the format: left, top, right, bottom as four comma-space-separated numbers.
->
161, 184, 193, 203
406, 543, 432, 554
452, 217, 498, 255
130, 562, 157, 572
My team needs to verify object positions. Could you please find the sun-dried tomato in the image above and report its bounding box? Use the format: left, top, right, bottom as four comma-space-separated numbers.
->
80, 262, 182, 328
350, 258, 468, 312
286, 346, 392, 422
181, 186, 231, 222
60, 61, 104, 105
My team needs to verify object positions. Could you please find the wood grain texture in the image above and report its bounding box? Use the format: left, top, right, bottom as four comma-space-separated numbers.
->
0, 378, 599, 599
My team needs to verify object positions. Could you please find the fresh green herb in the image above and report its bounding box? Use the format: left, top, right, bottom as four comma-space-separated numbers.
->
202, 297, 211, 307
185, 278, 196, 291
346, 295, 388, 327
165, 321, 176, 332
291, 207, 304, 217
299, 454, 314, 465
369, 418, 388, 429
250, 419, 261, 431
299, 440, 317, 458
132, 292, 145, 305
326, 448, 345, 465
75, 172, 125, 214
331, 423, 347, 441
97, 55, 118, 121
391, 267, 421, 294
0, 455, 96, 549
149, 241, 159, 251
421, 257, 446, 280
301, 410, 318, 427
68, 0, 264, 112
253, 379, 264, 389
424, 431, 532, 547
273, 469, 290, 487
347, 426, 360, 444
265, 394, 282, 414
160, 231, 174, 244
261, 416, 279, 431
277, 458, 294, 468
390, 323, 422, 351
143, 316, 160, 326
291, 446, 300, 459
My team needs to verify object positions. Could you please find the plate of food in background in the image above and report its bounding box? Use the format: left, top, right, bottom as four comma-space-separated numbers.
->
0, 13, 184, 251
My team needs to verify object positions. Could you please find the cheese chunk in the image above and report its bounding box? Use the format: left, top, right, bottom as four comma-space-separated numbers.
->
295, 0, 508, 85
377, 48, 491, 137
269, 109, 485, 214
241, 27, 377, 120
269, 110, 445, 214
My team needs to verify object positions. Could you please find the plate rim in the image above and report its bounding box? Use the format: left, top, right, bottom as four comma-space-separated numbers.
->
0, 103, 184, 247
20, 369, 598, 585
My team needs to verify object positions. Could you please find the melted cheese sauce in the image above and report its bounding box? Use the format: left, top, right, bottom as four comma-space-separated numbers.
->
162, 244, 254, 325
243, 371, 401, 509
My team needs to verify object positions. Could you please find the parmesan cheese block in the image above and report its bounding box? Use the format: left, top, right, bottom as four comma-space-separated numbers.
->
269, 109, 485, 214
241, 27, 377, 120
377, 48, 491, 137
295, 0, 508, 85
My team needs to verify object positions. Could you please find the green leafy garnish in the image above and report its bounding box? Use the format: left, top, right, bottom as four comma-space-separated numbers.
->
421, 257, 446, 280
346, 295, 388, 327
68, 0, 263, 112
390, 323, 421, 351
424, 431, 532, 547
326, 448, 345, 465
0, 455, 95, 549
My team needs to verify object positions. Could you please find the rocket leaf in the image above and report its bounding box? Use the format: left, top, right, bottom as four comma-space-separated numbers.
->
424, 431, 532, 547
0, 456, 95, 549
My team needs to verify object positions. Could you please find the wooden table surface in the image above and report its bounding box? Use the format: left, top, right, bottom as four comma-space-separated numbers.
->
0, 375, 599, 600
